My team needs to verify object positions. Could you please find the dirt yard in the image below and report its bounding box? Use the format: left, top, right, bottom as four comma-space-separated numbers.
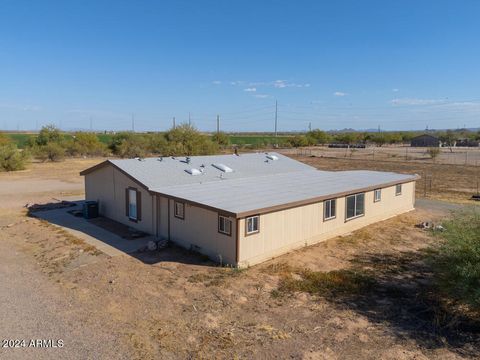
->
0, 158, 479, 359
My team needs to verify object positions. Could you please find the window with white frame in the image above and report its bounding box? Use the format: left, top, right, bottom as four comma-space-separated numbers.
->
346, 193, 365, 220
246, 215, 259, 235
395, 184, 402, 196
128, 188, 137, 220
174, 201, 185, 219
218, 215, 232, 236
324, 199, 336, 220
374, 189, 381, 202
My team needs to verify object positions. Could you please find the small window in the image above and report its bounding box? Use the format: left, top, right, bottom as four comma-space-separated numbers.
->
246, 215, 259, 235
346, 193, 365, 220
128, 189, 137, 220
218, 215, 232, 236
374, 189, 381, 202
324, 199, 336, 220
395, 184, 402, 196
174, 201, 185, 219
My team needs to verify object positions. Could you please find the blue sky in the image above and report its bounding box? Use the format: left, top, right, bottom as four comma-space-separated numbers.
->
1, 0, 479, 132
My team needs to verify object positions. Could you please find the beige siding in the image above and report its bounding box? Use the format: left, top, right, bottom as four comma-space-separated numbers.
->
168, 200, 237, 265
84, 165, 154, 234
238, 181, 415, 267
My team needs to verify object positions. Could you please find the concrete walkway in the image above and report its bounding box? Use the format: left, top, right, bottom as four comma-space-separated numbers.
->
34, 202, 153, 257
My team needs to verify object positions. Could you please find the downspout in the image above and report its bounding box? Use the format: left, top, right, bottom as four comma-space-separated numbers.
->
235, 218, 240, 266
168, 198, 171, 241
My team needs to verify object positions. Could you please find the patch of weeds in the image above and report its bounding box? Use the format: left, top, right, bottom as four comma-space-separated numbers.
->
260, 262, 295, 276
273, 269, 375, 298
188, 267, 246, 287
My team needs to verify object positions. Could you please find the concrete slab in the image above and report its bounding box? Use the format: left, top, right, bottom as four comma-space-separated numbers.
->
33, 202, 153, 257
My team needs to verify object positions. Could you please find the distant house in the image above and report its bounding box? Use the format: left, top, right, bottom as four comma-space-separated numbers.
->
410, 134, 440, 147
455, 138, 479, 147
81, 153, 419, 267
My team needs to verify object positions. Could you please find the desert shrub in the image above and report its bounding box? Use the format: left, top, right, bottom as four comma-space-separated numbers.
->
116, 137, 148, 158
427, 147, 440, 162
147, 133, 168, 154
34, 142, 65, 162
306, 129, 330, 145
65, 132, 107, 157
0, 143, 29, 171
286, 135, 308, 148
211, 131, 230, 147
0, 132, 11, 146
164, 124, 218, 156
429, 211, 480, 309
36, 124, 63, 146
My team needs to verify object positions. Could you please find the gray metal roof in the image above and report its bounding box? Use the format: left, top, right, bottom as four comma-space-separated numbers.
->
84, 152, 418, 216
152, 169, 418, 216
109, 152, 315, 189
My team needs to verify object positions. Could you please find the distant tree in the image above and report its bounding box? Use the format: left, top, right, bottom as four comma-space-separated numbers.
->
65, 132, 107, 157
306, 129, 330, 145
164, 124, 218, 156
34, 142, 65, 162
287, 135, 309, 148
36, 124, 63, 146
334, 132, 358, 145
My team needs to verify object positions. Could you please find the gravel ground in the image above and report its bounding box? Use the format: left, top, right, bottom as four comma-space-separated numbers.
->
0, 224, 132, 360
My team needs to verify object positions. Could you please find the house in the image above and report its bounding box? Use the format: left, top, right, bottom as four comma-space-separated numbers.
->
80, 153, 419, 267
410, 134, 440, 147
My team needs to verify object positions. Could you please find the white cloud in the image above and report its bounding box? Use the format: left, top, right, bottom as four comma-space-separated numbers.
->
243, 87, 257, 92
274, 80, 288, 88
333, 91, 347, 97
212, 80, 221, 85
392, 88, 399, 92
253, 94, 270, 99
390, 98, 445, 106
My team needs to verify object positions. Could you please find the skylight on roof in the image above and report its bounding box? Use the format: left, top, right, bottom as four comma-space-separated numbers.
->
212, 163, 233, 173
185, 168, 202, 176
266, 155, 279, 161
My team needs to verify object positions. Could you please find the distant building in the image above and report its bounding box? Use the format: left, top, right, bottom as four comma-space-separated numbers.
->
455, 138, 479, 147
410, 134, 440, 147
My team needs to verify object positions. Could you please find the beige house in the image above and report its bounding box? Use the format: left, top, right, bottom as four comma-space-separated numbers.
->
81, 153, 419, 267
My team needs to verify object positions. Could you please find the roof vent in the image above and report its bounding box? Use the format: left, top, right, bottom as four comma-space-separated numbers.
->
212, 163, 233, 173
185, 168, 202, 176
266, 154, 279, 161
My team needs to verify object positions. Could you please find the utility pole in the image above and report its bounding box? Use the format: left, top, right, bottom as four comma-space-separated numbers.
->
131, 113, 135, 132
173, 116, 176, 129
308, 122, 312, 132
378, 124, 381, 133
216, 114, 220, 135
274, 100, 278, 137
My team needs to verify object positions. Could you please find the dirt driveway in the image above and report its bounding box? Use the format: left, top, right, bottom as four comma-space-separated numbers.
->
1, 158, 479, 359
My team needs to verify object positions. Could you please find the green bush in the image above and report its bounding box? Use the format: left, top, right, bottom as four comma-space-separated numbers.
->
0, 143, 29, 171
164, 124, 218, 156
65, 132, 107, 157
34, 142, 65, 162
429, 211, 480, 309
0, 132, 11, 146
36, 124, 63, 146
286, 135, 308, 148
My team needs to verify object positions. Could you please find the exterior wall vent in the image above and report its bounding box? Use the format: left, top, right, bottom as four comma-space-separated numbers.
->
212, 163, 233, 173
185, 168, 202, 176
266, 155, 279, 161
